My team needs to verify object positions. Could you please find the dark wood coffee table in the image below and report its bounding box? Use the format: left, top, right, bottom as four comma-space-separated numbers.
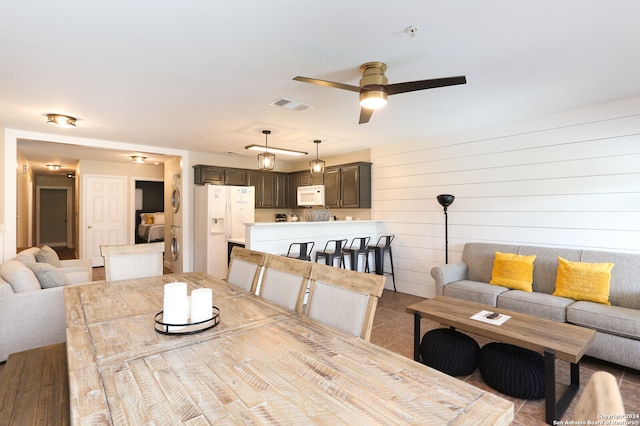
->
406, 296, 596, 425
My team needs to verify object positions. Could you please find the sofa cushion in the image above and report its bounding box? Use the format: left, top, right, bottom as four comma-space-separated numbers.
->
15, 247, 41, 265
26, 262, 70, 289
462, 243, 520, 283
443, 280, 509, 307
553, 257, 613, 305
567, 301, 640, 340
581, 250, 640, 310
517, 246, 583, 295
490, 252, 536, 292
0, 260, 41, 293
35, 245, 62, 267
497, 290, 574, 322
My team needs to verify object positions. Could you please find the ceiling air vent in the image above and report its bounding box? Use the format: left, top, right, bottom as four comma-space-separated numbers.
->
269, 97, 313, 111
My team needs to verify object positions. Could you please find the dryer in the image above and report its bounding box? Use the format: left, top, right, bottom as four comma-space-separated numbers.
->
169, 225, 183, 273
171, 174, 182, 225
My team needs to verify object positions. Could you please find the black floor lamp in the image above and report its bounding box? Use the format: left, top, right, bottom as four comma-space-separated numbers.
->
437, 194, 455, 264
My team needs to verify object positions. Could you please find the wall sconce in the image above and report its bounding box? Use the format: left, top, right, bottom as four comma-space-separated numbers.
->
131, 156, 147, 163
46, 113, 77, 128
309, 140, 325, 175
257, 130, 275, 170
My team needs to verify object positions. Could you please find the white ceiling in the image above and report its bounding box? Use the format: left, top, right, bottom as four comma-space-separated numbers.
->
3, 1, 640, 172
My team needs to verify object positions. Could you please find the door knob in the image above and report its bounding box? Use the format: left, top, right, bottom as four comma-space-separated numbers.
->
88, 225, 92, 229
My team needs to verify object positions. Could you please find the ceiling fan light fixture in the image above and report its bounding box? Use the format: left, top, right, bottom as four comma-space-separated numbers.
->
46, 113, 77, 128
257, 130, 275, 170
309, 140, 325, 175
359, 90, 388, 110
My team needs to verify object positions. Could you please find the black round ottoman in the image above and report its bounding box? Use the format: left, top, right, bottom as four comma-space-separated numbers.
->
420, 328, 480, 376
479, 342, 545, 399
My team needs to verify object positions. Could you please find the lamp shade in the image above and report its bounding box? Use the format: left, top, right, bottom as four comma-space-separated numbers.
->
437, 194, 455, 208
258, 130, 275, 170
309, 139, 325, 175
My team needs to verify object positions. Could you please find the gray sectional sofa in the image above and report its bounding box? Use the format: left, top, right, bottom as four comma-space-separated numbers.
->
431, 242, 640, 371
0, 247, 95, 362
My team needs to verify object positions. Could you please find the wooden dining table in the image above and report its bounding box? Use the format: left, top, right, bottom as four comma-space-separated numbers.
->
64, 272, 514, 425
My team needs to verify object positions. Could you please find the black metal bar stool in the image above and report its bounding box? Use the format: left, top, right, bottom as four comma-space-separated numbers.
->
315, 239, 348, 268
285, 241, 314, 261
342, 237, 370, 272
368, 235, 396, 291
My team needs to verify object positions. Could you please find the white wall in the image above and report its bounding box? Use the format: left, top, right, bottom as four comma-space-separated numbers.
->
371, 96, 640, 297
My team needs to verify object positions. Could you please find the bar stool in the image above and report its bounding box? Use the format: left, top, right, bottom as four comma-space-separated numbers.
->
285, 242, 314, 261
315, 239, 348, 268
368, 235, 396, 291
342, 237, 370, 272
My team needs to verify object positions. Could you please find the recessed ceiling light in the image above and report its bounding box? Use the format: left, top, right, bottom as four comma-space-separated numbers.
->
46, 113, 77, 128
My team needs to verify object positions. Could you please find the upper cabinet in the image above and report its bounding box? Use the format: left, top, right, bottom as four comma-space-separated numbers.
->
247, 171, 289, 208
323, 162, 371, 208
194, 165, 247, 186
194, 162, 370, 209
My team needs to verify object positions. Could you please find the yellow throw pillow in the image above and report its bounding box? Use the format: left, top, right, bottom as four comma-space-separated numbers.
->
553, 257, 613, 305
489, 252, 536, 292
144, 214, 154, 224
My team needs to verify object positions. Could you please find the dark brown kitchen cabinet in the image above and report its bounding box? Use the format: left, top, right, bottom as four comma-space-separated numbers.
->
224, 168, 247, 186
323, 162, 371, 208
247, 171, 289, 208
194, 165, 225, 185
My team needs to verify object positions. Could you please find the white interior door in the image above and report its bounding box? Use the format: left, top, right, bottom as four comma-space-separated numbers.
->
83, 175, 127, 266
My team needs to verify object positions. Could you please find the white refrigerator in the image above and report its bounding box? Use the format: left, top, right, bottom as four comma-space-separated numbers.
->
194, 184, 255, 278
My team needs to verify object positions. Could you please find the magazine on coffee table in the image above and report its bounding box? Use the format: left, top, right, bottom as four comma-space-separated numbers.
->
470, 310, 511, 326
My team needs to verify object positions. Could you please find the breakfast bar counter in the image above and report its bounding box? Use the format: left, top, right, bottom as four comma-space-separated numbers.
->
246, 220, 384, 265
64, 272, 514, 425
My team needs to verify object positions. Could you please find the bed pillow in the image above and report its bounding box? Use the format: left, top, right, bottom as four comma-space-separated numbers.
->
153, 212, 165, 225
1, 260, 41, 293
143, 213, 154, 224
27, 262, 70, 289
35, 245, 61, 267
553, 257, 613, 305
489, 252, 536, 292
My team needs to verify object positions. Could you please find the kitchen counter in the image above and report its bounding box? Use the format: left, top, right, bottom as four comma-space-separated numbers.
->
245, 220, 387, 278
249, 220, 381, 226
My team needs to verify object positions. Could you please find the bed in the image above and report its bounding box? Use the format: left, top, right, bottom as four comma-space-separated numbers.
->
138, 212, 165, 242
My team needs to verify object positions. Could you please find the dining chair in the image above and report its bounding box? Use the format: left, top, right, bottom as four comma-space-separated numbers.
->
100, 242, 164, 282
573, 371, 625, 420
305, 262, 386, 340
258, 254, 312, 312
226, 246, 265, 293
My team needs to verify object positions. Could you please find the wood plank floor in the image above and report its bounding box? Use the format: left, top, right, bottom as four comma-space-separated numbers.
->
0, 343, 70, 426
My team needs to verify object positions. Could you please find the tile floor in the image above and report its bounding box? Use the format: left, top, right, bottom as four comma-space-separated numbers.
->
371, 289, 640, 425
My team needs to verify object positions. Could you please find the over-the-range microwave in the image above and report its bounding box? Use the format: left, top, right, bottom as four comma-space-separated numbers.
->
297, 185, 325, 206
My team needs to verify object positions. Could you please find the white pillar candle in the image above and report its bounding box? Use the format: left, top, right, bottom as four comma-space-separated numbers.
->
163, 282, 188, 330
190, 288, 212, 323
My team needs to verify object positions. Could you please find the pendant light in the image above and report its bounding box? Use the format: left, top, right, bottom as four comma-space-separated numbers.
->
309, 139, 325, 175
257, 130, 275, 170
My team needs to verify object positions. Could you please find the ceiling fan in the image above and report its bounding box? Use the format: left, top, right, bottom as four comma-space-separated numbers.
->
293, 61, 466, 124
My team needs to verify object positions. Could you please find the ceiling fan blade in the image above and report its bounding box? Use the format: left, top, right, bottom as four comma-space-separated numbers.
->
359, 107, 374, 124
293, 76, 361, 93
384, 76, 467, 95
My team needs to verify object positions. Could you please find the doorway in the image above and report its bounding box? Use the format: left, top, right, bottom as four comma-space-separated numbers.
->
36, 187, 72, 247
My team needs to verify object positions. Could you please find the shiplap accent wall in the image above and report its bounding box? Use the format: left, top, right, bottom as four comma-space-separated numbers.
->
371, 97, 640, 297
